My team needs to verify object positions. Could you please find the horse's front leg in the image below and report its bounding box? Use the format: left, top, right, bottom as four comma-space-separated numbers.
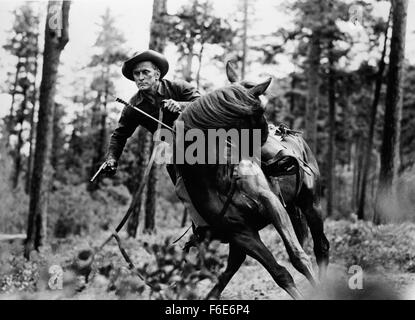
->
231, 228, 303, 300
236, 160, 318, 287
206, 243, 246, 300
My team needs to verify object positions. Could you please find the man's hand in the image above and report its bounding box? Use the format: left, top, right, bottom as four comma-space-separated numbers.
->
163, 99, 181, 113
102, 157, 118, 176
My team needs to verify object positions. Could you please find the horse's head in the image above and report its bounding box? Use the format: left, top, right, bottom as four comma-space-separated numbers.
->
178, 62, 271, 162
225, 60, 271, 143
226, 60, 272, 97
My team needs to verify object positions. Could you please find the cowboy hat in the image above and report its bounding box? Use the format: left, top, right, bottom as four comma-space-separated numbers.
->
122, 50, 169, 81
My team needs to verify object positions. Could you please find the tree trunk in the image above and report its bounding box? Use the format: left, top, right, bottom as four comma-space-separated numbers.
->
91, 79, 108, 189
149, 0, 167, 52
25, 44, 39, 194
326, 39, 336, 217
351, 141, 357, 209
87, 91, 104, 191
6, 60, 22, 148
184, 45, 194, 83
305, 32, 321, 154
51, 103, 65, 180
143, 0, 166, 233
352, 136, 364, 211
196, 44, 204, 89
374, 0, 408, 225
126, 128, 153, 237
25, 1, 71, 259
345, 94, 352, 170
241, 0, 248, 79
355, 137, 365, 209
144, 144, 158, 234
12, 86, 28, 189
288, 74, 297, 128
126, 0, 167, 237
357, 10, 391, 220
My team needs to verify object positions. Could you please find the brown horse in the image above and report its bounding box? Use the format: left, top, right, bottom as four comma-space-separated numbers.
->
173, 62, 329, 299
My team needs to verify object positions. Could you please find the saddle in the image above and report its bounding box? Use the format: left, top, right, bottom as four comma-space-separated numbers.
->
261, 123, 305, 197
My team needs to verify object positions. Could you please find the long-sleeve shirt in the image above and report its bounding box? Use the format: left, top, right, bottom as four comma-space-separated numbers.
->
106, 78, 201, 161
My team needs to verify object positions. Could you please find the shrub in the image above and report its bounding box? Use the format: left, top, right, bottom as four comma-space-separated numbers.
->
326, 218, 415, 272
48, 181, 130, 238
0, 141, 28, 234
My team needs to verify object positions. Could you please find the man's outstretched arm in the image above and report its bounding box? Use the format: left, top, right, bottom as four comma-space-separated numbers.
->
103, 105, 140, 175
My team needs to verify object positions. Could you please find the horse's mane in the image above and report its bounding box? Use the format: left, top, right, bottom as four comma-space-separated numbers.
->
179, 84, 264, 130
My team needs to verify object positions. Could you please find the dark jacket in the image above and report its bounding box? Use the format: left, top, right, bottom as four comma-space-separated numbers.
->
106, 79, 201, 161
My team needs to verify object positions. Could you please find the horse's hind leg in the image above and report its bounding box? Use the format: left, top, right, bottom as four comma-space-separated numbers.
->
300, 202, 329, 279
286, 205, 308, 248
232, 229, 303, 300
206, 243, 246, 300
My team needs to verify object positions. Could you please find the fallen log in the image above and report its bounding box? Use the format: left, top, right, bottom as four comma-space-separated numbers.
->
0, 234, 26, 242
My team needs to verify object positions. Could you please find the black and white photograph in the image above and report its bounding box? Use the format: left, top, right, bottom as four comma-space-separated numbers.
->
0, 0, 414, 306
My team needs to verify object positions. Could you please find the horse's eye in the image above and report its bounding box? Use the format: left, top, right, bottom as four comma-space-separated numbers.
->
241, 81, 255, 89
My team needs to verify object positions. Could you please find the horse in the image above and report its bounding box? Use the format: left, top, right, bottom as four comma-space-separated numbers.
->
172, 62, 329, 300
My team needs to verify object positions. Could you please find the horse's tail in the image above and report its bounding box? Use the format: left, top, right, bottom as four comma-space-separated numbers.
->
298, 135, 320, 177
297, 135, 322, 203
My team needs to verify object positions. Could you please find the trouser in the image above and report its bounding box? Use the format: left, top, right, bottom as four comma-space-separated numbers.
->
166, 164, 208, 228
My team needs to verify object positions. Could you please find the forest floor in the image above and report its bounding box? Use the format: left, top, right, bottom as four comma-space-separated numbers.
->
1, 219, 415, 300
211, 261, 415, 300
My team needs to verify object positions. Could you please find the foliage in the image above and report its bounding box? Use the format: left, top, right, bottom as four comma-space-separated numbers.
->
48, 181, 131, 238
165, 0, 235, 84
0, 0, 414, 301
326, 218, 415, 273
0, 229, 227, 299
137, 237, 226, 299
0, 243, 39, 293
0, 136, 29, 234
262, 0, 396, 217
1, 219, 415, 299
2, 3, 39, 130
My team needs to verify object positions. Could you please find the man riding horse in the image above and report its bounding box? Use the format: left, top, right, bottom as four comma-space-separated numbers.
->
102, 49, 209, 232
102, 50, 300, 238
102, 50, 329, 299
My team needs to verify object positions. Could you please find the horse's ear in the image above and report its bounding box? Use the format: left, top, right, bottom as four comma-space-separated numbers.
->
249, 77, 272, 97
226, 61, 239, 83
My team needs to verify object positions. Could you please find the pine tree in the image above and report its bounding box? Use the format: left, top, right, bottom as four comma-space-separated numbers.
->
25, 0, 71, 258
374, 0, 408, 224
2, 3, 40, 189
357, 10, 391, 220
87, 8, 128, 191
165, 0, 234, 88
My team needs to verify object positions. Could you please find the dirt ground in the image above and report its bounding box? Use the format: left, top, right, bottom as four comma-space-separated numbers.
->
2, 222, 415, 300
195, 260, 415, 300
